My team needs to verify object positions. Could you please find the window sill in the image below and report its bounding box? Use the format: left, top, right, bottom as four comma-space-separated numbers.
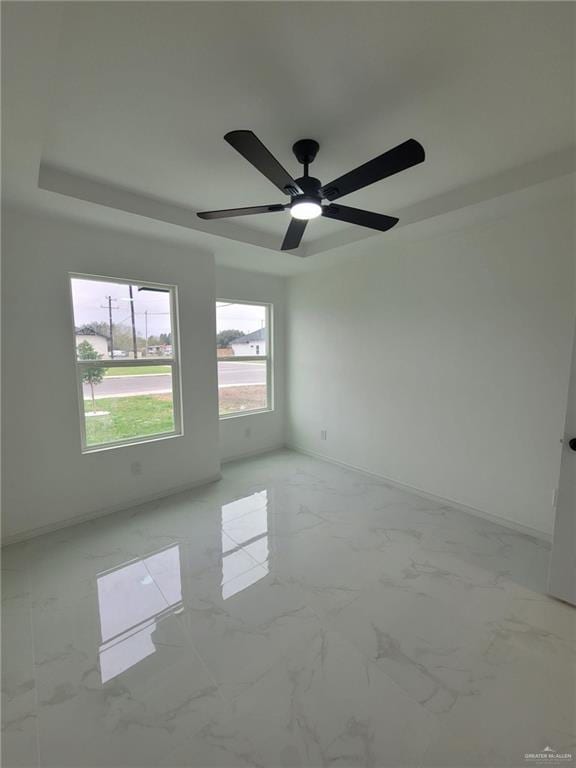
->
219, 408, 274, 421
81, 430, 183, 454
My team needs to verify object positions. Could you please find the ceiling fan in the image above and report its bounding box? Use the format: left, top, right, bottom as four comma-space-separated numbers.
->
197, 131, 425, 252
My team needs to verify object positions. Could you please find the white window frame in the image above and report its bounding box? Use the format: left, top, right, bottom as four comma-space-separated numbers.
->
69, 273, 183, 453
216, 299, 273, 420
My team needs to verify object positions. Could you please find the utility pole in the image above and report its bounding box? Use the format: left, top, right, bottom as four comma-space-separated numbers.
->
128, 285, 138, 359
101, 296, 116, 358
108, 296, 114, 359
144, 310, 148, 358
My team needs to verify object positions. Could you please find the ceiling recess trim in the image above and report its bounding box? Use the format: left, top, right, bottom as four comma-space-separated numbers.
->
38, 146, 575, 259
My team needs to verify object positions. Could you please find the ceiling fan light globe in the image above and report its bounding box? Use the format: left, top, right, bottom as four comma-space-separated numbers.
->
290, 200, 322, 220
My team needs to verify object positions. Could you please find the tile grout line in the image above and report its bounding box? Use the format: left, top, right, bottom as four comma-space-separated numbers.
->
22, 541, 43, 768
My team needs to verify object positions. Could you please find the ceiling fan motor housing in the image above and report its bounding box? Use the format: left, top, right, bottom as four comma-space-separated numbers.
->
295, 176, 321, 195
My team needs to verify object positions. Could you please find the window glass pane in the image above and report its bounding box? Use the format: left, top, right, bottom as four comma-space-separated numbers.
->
216, 302, 267, 358
71, 278, 173, 360
217, 360, 267, 416
82, 367, 175, 447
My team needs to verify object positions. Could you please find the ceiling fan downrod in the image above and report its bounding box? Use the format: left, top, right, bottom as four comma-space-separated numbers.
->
292, 138, 320, 178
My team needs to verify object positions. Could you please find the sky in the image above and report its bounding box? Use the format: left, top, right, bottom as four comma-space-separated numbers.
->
216, 302, 267, 334
71, 279, 267, 339
71, 278, 173, 338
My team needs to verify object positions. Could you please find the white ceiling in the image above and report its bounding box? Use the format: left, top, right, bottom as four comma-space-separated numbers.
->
3, 1, 574, 274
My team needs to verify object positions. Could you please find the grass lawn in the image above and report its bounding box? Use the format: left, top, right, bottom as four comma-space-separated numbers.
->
104, 365, 171, 377
85, 394, 175, 446
219, 385, 268, 416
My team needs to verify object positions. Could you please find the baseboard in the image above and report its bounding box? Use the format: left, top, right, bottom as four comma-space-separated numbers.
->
220, 443, 287, 465
1, 472, 223, 547
4, 445, 552, 546
288, 443, 552, 544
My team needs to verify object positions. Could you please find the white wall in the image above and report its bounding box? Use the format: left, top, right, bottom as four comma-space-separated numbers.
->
2, 209, 221, 542
4, 201, 572, 542
215, 266, 286, 462
287, 200, 575, 537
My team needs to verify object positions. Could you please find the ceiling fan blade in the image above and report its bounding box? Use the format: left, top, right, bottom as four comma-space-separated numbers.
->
322, 204, 399, 232
225, 131, 302, 196
197, 203, 286, 220
281, 218, 307, 250
321, 139, 425, 201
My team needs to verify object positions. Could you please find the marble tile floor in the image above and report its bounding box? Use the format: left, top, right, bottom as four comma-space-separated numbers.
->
2, 449, 574, 768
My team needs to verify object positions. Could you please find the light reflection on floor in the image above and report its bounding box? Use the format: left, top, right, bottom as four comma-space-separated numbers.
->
95, 490, 272, 683
220, 490, 269, 599
97, 544, 183, 682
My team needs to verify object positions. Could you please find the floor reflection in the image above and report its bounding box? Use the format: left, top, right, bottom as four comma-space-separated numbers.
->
221, 490, 269, 600
97, 544, 183, 682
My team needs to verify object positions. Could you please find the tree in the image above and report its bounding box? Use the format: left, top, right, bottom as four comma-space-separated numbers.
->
77, 341, 107, 410
217, 329, 244, 348
77, 323, 107, 338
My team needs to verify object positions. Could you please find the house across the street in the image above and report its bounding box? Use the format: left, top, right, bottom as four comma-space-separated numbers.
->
230, 328, 266, 357
75, 328, 109, 357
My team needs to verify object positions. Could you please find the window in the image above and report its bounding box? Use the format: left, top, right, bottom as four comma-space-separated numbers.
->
70, 274, 182, 451
216, 301, 272, 418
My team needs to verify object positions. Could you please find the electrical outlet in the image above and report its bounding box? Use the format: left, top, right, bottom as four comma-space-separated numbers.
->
321, 429, 327, 441
131, 461, 142, 476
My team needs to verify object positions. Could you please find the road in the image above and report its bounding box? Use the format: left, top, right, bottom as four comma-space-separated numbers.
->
85, 361, 266, 399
